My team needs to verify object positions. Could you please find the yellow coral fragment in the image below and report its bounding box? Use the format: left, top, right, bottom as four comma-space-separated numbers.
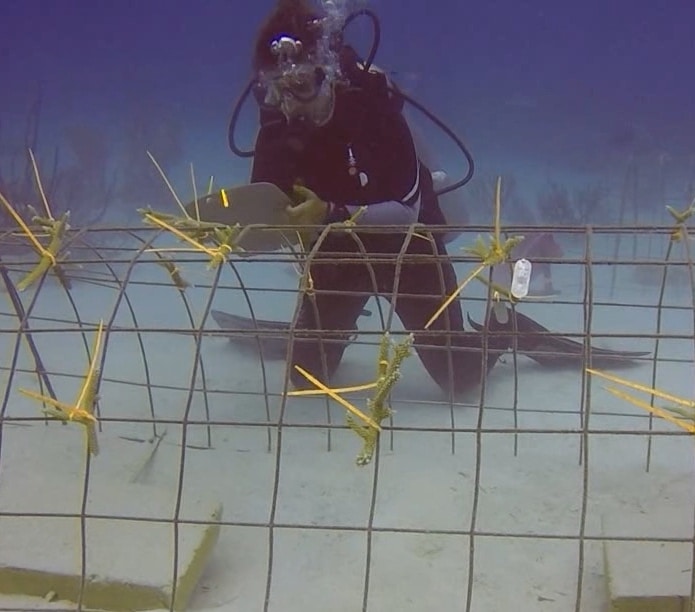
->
291, 366, 381, 431
425, 176, 524, 329
0, 191, 69, 291
143, 213, 240, 269
666, 198, 695, 242
19, 321, 105, 455
586, 368, 695, 434
290, 333, 413, 465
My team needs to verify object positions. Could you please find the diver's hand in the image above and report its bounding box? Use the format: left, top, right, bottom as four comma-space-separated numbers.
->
286, 185, 329, 248
287, 185, 329, 223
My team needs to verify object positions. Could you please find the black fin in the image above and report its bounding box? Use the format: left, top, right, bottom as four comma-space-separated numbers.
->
467, 311, 650, 367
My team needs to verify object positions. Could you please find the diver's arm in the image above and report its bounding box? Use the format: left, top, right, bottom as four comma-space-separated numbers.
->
326, 169, 420, 225
250, 118, 297, 193
329, 197, 420, 225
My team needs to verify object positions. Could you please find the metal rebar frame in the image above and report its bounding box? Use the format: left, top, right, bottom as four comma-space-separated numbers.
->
0, 220, 693, 612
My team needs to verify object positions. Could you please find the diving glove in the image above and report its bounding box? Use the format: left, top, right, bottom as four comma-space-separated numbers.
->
286, 184, 329, 248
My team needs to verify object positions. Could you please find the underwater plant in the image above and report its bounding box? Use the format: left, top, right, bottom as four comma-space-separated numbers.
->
0, 91, 55, 229
116, 100, 184, 211
537, 181, 607, 226
464, 173, 536, 225
0, 91, 121, 229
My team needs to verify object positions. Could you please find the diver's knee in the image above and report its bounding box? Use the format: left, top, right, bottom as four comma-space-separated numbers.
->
288, 368, 313, 391
288, 353, 340, 390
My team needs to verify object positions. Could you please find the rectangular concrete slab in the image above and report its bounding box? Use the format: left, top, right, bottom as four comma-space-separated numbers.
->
603, 507, 694, 612
603, 540, 693, 612
0, 460, 222, 611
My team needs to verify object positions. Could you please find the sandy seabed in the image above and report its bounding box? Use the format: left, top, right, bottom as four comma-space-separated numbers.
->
0, 231, 693, 612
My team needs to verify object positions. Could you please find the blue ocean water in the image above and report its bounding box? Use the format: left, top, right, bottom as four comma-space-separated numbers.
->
3, 0, 694, 218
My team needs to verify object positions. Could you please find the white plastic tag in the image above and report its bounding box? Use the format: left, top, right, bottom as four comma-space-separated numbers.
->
511, 258, 533, 299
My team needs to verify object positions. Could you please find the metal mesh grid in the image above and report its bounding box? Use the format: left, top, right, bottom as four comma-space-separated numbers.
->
0, 219, 694, 612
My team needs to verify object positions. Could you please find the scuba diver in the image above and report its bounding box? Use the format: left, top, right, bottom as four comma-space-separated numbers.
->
222, 0, 646, 396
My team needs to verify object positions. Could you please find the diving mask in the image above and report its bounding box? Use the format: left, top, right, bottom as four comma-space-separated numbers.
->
257, 33, 344, 120
260, 60, 328, 107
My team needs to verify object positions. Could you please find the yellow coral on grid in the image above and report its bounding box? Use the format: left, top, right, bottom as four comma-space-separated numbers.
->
587, 368, 695, 434
0, 150, 69, 291
289, 333, 413, 465
425, 176, 524, 329
19, 321, 105, 456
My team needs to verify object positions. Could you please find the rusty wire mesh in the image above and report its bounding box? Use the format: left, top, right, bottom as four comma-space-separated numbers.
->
0, 218, 694, 612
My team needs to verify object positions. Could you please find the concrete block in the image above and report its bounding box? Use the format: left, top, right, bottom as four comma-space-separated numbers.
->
602, 504, 694, 612
0, 470, 222, 611
603, 540, 694, 612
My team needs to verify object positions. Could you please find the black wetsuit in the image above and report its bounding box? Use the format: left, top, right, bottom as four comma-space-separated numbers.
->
250, 50, 511, 395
